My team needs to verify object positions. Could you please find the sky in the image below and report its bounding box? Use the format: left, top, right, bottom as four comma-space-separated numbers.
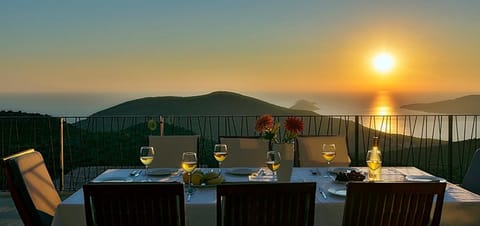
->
1, 0, 480, 98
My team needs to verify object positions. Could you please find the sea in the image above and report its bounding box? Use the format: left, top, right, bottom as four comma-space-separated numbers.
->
0, 90, 474, 117
1, 90, 478, 142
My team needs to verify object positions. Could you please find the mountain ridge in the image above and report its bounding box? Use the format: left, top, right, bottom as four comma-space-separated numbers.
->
91, 91, 318, 116
401, 94, 480, 114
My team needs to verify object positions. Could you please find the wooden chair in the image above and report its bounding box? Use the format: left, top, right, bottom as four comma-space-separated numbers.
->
83, 182, 185, 226
2, 149, 62, 226
343, 182, 446, 226
148, 135, 199, 168
297, 136, 351, 167
461, 148, 480, 194
219, 136, 269, 167
217, 182, 316, 226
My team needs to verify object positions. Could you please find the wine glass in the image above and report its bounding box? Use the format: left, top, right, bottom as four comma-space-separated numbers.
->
213, 144, 228, 173
266, 151, 281, 179
182, 152, 197, 201
321, 143, 336, 165
139, 146, 154, 175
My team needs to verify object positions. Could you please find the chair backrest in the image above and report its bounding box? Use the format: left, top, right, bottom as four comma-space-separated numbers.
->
2, 149, 61, 226
343, 182, 446, 226
83, 182, 185, 226
462, 148, 480, 194
217, 182, 316, 226
297, 136, 351, 167
219, 136, 269, 167
148, 135, 199, 168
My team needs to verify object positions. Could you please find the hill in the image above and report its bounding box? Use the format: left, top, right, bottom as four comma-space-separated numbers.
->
401, 95, 480, 114
91, 91, 318, 116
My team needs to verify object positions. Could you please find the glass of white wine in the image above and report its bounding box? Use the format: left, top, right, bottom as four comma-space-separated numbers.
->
321, 143, 336, 165
139, 146, 154, 175
213, 144, 228, 173
182, 152, 197, 201
266, 151, 281, 179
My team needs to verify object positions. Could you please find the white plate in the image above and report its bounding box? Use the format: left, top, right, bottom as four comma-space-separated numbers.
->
327, 187, 347, 197
328, 167, 358, 175
227, 168, 258, 175
147, 168, 176, 176
405, 175, 446, 182
93, 177, 133, 182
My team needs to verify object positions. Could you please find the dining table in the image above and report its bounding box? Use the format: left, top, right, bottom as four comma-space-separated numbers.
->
52, 166, 480, 226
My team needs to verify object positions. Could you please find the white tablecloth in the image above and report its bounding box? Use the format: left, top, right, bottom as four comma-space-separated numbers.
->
52, 167, 480, 226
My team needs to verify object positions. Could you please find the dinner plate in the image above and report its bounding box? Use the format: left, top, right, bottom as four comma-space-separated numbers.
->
328, 167, 358, 175
147, 168, 176, 176
327, 187, 347, 197
93, 177, 133, 182
227, 168, 258, 175
405, 175, 446, 182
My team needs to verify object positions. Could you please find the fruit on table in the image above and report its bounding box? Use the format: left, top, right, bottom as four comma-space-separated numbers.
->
335, 170, 366, 182
183, 170, 204, 184
191, 172, 204, 185
182, 170, 225, 185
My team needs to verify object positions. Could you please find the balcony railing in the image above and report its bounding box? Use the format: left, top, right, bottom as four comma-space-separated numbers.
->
1, 115, 479, 191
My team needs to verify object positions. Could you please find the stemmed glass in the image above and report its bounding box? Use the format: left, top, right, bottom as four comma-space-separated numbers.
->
139, 146, 154, 175
266, 151, 281, 179
321, 143, 336, 165
182, 152, 197, 201
213, 144, 228, 173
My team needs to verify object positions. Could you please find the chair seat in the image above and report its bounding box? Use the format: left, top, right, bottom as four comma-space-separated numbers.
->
2, 149, 61, 226
461, 148, 480, 194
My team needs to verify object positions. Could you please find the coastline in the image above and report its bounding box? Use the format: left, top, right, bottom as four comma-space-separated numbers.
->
0, 91, 476, 117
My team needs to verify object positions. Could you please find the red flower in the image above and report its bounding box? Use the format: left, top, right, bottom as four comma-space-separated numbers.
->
284, 117, 304, 135
255, 114, 274, 132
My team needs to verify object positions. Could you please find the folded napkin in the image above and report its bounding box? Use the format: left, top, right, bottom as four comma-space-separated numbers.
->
248, 174, 277, 182
248, 168, 277, 182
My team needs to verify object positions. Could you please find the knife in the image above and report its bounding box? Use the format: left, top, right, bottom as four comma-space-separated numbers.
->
320, 191, 327, 199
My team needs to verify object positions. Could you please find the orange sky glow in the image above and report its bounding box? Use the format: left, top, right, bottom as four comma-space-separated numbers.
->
1, 1, 479, 97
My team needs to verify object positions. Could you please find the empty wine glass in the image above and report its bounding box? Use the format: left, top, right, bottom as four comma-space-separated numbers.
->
139, 146, 154, 175
182, 152, 197, 201
213, 144, 228, 173
266, 151, 281, 179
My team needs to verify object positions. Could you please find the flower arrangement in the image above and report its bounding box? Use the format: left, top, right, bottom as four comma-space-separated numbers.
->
283, 116, 305, 143
255, 114, 304, 145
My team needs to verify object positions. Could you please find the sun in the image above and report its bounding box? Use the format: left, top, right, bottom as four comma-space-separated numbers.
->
372, 52, 395, 73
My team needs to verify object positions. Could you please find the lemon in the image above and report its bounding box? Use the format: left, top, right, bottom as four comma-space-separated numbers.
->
182, 170, 203, 184
191, 173, 203, 185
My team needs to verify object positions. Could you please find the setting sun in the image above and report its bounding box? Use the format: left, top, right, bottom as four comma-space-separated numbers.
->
372, 52, 395, 74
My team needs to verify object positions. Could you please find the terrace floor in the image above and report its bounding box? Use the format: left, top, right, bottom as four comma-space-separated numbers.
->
0, 192, 22, 226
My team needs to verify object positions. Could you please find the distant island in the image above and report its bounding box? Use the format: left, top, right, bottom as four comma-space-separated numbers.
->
290, 99, 320, 111
401, 95, 480, 114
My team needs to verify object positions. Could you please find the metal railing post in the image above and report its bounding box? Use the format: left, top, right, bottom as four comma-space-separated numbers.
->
354, 116, 359, 166
159, 116, 164, 136
448, 115, 453, 181
60, 117, 64, 191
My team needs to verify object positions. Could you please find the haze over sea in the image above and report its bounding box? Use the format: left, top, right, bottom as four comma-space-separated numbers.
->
0, 91, 473, 117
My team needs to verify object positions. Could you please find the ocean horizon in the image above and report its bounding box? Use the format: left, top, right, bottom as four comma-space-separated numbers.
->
0, 90, 477, 117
